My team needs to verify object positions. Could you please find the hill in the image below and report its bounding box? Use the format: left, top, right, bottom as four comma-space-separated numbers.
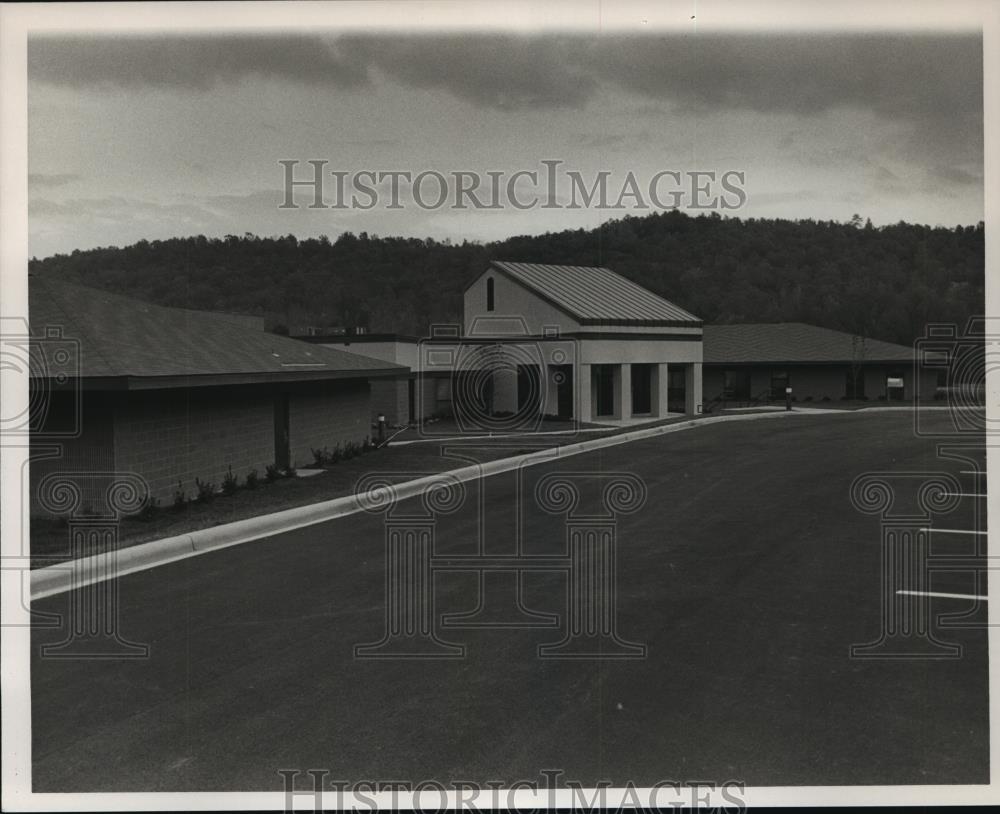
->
28, 210, 984, 346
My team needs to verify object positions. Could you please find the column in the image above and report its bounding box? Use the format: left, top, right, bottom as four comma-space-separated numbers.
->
618, 363, 631, 420
657, 362, 670, 417
685, 362, 703, 415
577, 364, 592, 423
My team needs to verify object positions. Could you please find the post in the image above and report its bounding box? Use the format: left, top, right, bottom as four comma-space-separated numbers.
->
657, 362, 670, 417
685, 363, 702, 415
377, 413, 386, 443
618, 363, 631, 420
785, 386, 792, 411
576, 364, 592, 424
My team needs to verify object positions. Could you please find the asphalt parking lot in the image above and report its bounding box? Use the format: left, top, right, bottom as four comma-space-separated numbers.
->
30, 410, 989, 790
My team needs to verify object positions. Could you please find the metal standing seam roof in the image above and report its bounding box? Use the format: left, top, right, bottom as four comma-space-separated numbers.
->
487, 261, 702, 327
28, 274, 406, 385
702, 323, 916, 364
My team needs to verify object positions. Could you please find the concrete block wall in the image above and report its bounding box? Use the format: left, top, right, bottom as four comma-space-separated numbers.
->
31, 379, 378, 515
113, 388, 275, 504
288, 379, 372, 466
30, 393, 117, 517
370, 377, 410, 427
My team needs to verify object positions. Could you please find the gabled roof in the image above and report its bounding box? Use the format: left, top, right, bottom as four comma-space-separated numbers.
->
28, 275, 406, 388
702, 323, 915, 364
485, 261, 701, 328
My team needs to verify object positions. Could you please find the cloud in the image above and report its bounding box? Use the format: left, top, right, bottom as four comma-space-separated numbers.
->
28, 33, 982, 124
579, 34, 982, 122
28, 172, 80, 188
929, 165, 982, 185
28, 34, 368, 91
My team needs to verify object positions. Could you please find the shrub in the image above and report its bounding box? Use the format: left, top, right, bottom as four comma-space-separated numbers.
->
803, 395, 813, 402
137, 496, 160, 521
822, 396, 831, 402
284, 465, 297, 478
195, 477, 216, 503
245, 469, 259, 489
222, 465, 239, 495
311, 446, 329, 467
265, 464, 281, 483
330, 443, 343, 463
172, 481, 187, 510
362, 436, 374, 452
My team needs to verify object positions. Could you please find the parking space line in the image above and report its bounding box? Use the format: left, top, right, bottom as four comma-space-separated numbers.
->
896, 590, 988, 601
921, 528, 988, 536
941, 492, 988, 498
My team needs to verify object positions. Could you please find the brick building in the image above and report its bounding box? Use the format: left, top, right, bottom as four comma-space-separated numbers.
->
307, 261, 705, 428
702, 322, 938, 405
28, 276, 403, 516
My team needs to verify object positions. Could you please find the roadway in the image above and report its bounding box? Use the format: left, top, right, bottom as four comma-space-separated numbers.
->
30, 411, 989, 790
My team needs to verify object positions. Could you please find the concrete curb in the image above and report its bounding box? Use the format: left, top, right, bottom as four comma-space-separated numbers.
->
28, 406, 945, 600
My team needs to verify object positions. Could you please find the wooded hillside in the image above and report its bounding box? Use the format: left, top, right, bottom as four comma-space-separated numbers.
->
29, 210, 984, 346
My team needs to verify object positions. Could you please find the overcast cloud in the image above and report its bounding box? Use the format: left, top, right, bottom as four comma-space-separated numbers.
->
27, 32, 983, 257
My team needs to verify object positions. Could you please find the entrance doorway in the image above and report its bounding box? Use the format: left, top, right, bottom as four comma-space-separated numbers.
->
631, 364, 653, 415
553, 364, 574, 419
668, 368, 687, 413
593, 364, 616, 418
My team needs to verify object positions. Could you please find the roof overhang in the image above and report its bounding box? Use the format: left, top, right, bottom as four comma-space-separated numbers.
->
703, 359, 915, 367
31, 366, 409, 391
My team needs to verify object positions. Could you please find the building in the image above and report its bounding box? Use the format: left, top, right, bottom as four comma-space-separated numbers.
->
28, 275, 404, 515
701, 322, 937, 404
295, 333, 436, 428
458, 262, 704, 424
304, 262, 706, 428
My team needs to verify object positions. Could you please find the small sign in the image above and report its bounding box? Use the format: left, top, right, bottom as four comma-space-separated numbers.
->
785, 387, 792, 394
887, 377, 904, 388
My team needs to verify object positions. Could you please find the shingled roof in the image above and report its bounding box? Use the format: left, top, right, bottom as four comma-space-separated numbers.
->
28, 275, 405, 388
703, 323, 915, 364
486, 261, 701, 328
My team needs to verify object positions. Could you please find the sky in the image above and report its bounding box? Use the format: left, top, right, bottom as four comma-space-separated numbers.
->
27, 31, 984, 258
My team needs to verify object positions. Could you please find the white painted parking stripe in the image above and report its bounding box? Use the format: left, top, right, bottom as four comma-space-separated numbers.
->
920, 528, 988, 536
960, 470, 987, 475
897, 590, 988, 601
941, 492, 988, 498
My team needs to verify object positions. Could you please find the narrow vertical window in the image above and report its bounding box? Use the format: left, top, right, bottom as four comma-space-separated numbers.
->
486, 277, 495, 311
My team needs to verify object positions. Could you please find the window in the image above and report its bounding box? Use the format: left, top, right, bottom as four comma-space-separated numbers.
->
486, 277, 495, 311
770, 370, 789, 401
